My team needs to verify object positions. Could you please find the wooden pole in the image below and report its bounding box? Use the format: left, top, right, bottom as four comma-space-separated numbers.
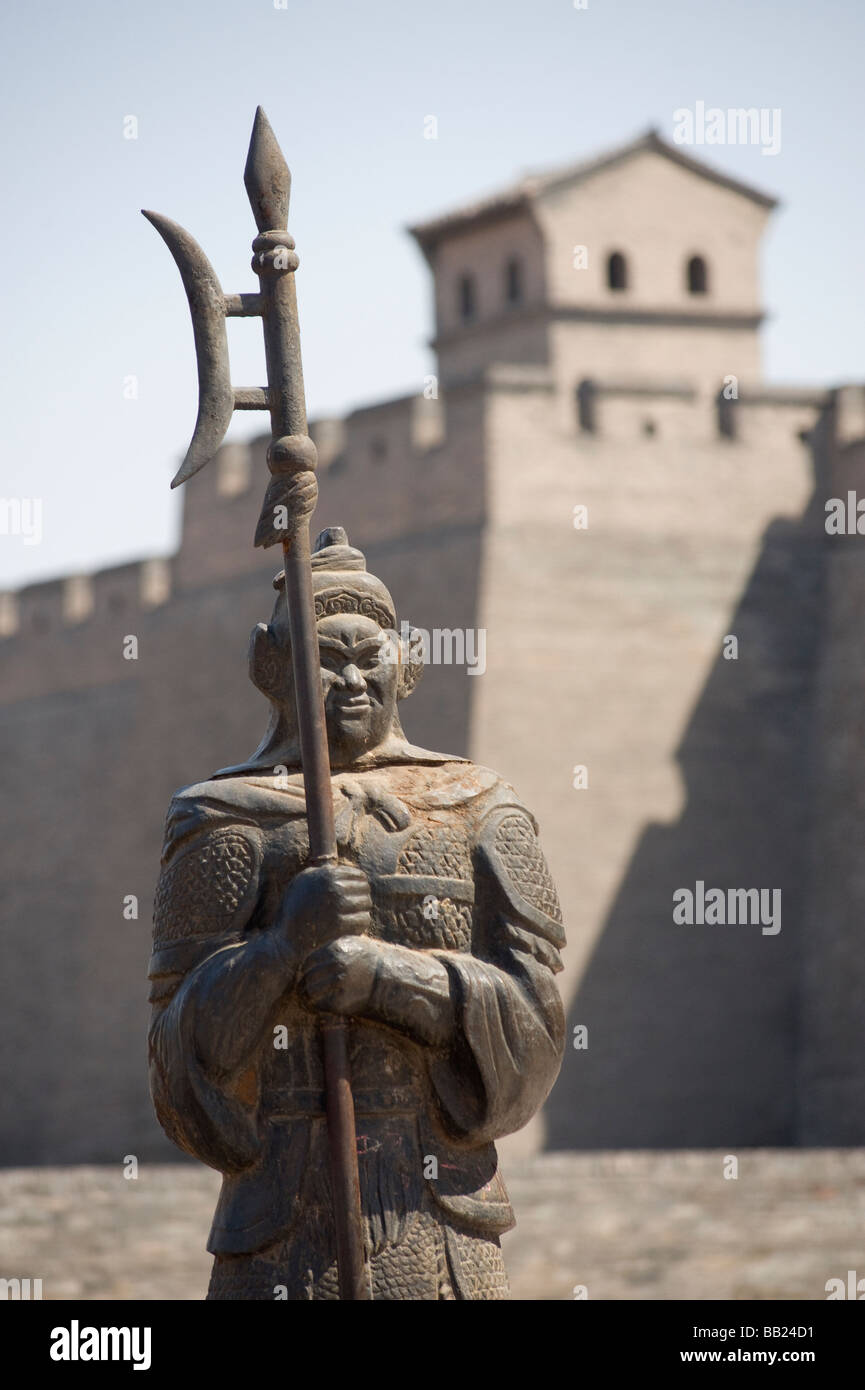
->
245, 107, 369, 1302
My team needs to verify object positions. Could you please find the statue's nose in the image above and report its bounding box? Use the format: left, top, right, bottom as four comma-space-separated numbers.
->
341, 663, 367, 693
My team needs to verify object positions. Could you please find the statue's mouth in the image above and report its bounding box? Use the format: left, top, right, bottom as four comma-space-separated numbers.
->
334, 696, 371, 718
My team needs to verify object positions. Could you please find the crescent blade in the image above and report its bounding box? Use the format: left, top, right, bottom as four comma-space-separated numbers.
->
141, 210, 235, 487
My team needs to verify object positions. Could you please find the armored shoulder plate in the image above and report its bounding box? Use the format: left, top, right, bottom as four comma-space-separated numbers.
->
476, 806, 565, 972
149, 825, 262, 999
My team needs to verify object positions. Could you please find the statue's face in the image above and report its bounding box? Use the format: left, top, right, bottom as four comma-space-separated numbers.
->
317, 613, 398, 765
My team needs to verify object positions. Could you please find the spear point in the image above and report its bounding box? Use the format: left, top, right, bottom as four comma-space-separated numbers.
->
244, 106, 291, 233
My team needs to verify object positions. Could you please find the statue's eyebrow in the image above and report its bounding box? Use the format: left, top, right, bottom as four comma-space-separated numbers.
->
350, 637, 386, 658
318, 637, 351, 659
318, 635, 385, 660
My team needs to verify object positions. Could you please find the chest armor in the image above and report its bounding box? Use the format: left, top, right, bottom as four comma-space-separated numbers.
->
258, 790, 476, 1116
363, 814, 474, 954
260, 788, 477, 955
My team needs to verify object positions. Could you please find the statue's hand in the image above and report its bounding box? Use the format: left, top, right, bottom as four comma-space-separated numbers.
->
299, 936, 381, 1017
276, 863, 371, 961
300, 939, 455, 1043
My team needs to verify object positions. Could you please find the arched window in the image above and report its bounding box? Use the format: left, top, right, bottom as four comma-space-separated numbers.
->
687, 255, 708, 294
457, 273, 476, 321
607, 251, 628, 291
504, 256, 523, 305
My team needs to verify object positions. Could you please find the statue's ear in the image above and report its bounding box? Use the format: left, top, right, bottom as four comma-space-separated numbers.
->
249, 622, 292, 700
396, 627, 425, 701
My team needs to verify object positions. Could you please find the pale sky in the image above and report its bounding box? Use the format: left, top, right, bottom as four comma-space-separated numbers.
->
1, 0, 862, 589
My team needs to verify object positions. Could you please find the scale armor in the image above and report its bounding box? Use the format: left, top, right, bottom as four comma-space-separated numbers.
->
373, 822, 474, 952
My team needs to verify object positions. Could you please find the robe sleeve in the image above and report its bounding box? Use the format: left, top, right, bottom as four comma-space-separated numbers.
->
427, 802, 566, 1146
147, 794, 276, 1174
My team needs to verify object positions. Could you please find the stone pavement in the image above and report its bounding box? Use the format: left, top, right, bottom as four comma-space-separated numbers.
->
1, 1150, 862, 1301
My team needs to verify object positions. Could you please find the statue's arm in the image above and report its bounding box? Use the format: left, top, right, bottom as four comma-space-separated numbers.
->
148, 816, 370, 1171
147, 821, 276, 1169
424, 806, 566, 1143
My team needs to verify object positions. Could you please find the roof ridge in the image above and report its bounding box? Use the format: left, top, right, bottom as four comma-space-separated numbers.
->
409, 128, 777, 250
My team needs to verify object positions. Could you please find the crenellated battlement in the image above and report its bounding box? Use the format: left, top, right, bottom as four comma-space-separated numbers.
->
0, 376, 838, 645
0, 557, 173, 644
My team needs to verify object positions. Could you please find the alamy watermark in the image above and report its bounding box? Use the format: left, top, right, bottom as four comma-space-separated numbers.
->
380, 621, 486, 676
826, 1270, 865, 1299
0, 497, 42, 546
673, 880, 781, 935
1, 1276, 42, 1299
825, 492, 865, 534
672, 102, 781, 156
50, 1321, 151, 1370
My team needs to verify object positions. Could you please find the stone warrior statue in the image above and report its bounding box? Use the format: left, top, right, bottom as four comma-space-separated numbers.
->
143, 106, 565, 1300
147, 527, 566, 1299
